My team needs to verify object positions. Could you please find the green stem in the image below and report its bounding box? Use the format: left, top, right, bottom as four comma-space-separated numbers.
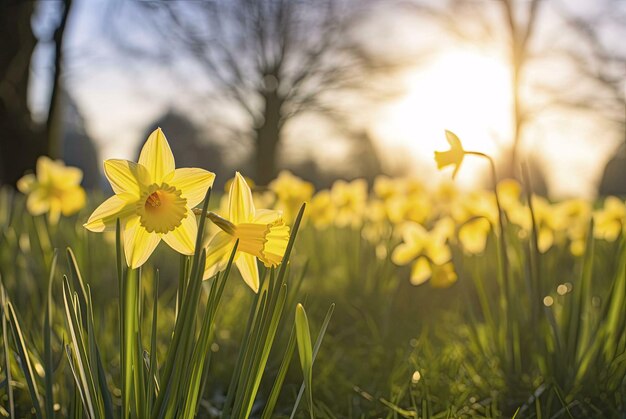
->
466, 151, 513, 369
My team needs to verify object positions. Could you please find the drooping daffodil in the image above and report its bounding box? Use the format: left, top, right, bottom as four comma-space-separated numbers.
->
434, 130, 465, 179
17, 156, 86, 224
203, 172, 290, 293
84, 128, 215, 268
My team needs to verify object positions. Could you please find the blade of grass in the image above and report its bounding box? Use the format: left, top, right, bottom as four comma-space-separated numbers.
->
62, 278, 97, 418
6, 300, 43, 418
0, 279, 14, 419
151, 188, 211, 418
44, 249, 58, 418
146, 271, 159, 416
260, 323, 297, 419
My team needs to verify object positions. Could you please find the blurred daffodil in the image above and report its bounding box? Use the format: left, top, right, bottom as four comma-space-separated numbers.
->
331, 178, 368, 228
203, 172, 290, 292
458, 218, 491, 255
308, 190, 335, 229
434, 130, 465, 179
269, 171, 314, 223
17, 156, 86, 224
594, 197, 625, 241
497, 179, 522, 211
392, 222, 456, 287
84, 128, 215, 268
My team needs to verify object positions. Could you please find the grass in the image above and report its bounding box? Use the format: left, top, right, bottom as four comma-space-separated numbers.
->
0, 180, 624, 418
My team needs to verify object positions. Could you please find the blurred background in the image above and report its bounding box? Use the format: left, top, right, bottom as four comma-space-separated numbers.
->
0, 0, 624, 198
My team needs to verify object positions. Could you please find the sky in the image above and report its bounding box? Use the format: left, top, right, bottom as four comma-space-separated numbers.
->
28, 0, 625, 198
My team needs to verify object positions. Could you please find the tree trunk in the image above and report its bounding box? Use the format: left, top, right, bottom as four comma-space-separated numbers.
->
0, 1, 47, 186
47, 0, 73, 159
254, 88, 282, 185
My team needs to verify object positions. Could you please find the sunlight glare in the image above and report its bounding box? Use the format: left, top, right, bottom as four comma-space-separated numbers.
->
375, 49, 513, 183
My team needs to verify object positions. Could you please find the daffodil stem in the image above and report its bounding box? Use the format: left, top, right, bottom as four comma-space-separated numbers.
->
466, 150, 513, 366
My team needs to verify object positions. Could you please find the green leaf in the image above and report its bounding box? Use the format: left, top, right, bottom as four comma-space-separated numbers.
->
0, 280, 14, 419
5, 297, 43, 418
295, 303, 314, 419
44, 249, 58, 419
290, 303, 335, 419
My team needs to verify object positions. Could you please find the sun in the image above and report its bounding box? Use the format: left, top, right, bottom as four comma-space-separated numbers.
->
374, 49, 513, 182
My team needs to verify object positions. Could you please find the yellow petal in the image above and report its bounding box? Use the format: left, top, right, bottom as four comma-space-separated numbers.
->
26, 189, 49, 215
203, 231, 236, 280
36, 156, 54, 184
138, 128, 175, 183
104, 159, 150, 197
253, 209, 283, 224
60, 186, 86, 216
17, 174, 37, 193
229, 172, 255, 224
458, 218, 490, 255
162, 210, 197, 255
164, 168, 215, 208
426, 240, 452, 265
123, 222, 161, 268
401, 223, 428, 247
48, 198, 62, 225
236, 252, 260, 293
538, 228, 554, 253
84, 193, 138, 232
445, 129, 462, 150
391, 243, 418, 266
52, 165, 83, 188
410, 257, 431, 286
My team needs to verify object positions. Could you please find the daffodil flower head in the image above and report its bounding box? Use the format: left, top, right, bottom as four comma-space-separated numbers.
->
458, 218, 491, 255
203, 172, 290, 293
593, 196, 626, 241
269, 171, 314, 223
434, 130, 465, 179
84, 128, 215, 268
308, 190, 335, 229
330, 178, 368, 228
17, 156, 86, 224
392, 221, 455, 287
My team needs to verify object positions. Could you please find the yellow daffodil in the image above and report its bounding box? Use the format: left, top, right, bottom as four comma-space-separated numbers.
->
308, 190, 335, 229
269, 171, 314, 224
531, 196, 558, 253
373, 175, 400, 200
594, 197, 625, 241
434, 130, 465, 179
203, 172, 290, 292
84, 128, 215, 268
391, 222, 456, 287
17, 156, 86, 224
497, 179, 522, 212
331, 178, 368, 228
458, 218, 491, 255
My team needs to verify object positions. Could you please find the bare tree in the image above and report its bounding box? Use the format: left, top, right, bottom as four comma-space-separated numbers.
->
114, 0, 405, 184
0, 0, 74, 186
